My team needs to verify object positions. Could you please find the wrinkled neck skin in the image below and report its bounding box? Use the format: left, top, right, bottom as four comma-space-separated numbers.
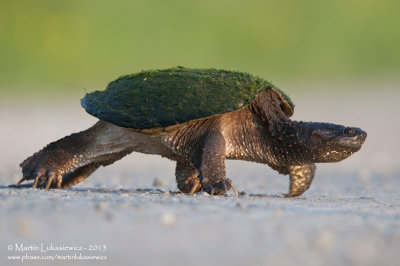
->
267, 120, 322, 165
224, 88, 366, 167
223, 106, 366, 167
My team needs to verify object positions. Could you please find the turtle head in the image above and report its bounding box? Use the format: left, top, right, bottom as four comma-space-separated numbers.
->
302, 122, 367, 163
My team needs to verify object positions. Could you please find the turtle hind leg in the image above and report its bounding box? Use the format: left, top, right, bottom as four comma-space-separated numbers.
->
16, 121, 135, 189
175, 160, 201, 193
285, 164, 316, 197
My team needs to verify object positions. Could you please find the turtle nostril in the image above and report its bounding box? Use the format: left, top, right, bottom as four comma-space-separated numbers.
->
358, 130, 367, 141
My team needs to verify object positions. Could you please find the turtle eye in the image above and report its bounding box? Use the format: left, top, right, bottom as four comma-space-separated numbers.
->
343, 127, 357, 137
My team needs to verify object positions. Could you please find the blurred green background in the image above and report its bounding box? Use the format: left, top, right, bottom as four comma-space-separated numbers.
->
1, 0, 399, 96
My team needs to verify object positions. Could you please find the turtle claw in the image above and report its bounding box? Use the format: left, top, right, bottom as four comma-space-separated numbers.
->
44, 172, 55, 190
32, 174, 41, 188
203, 178, 238, 196
16, 162, 60, 189
283, 191, 303, 198
16, 176, 26, 186
190, 179, 200, 194
18, 148, 66, 189
56, 175, 62, 188
226, 179, 239, 197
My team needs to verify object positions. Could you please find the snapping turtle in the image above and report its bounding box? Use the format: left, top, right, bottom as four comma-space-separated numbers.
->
15, 67, 367, 197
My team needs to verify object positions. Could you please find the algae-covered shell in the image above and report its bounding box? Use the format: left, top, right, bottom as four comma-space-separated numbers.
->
81, 67, 294, 130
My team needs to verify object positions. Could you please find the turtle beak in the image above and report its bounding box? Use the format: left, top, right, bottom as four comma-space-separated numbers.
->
337, 127, 367, 149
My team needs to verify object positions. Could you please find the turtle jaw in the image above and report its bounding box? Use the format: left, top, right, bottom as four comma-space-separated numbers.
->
336, 128, 367, 150
316, 127, 367, 162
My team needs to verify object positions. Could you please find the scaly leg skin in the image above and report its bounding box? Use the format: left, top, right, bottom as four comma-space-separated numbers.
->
15, 121, 135, 189
193, 131, 237, 196
175, 160, 201, 193
164, 119, 238, 196
284, 164, 316, 197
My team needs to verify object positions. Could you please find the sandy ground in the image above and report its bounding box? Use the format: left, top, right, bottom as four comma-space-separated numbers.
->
1, 83, 399, 266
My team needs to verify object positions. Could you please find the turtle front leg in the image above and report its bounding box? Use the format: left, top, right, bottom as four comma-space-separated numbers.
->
285, 164, 316, 197
191, 132, 238, 196
175, 160, 201, 193
164, 123, 238, 196
15, 121, 134, 189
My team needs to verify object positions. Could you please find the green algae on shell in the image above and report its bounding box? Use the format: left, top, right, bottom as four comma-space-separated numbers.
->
81, 67, 294, 129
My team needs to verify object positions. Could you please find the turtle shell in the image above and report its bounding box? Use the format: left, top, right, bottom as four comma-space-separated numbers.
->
81, 67, 294, 130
